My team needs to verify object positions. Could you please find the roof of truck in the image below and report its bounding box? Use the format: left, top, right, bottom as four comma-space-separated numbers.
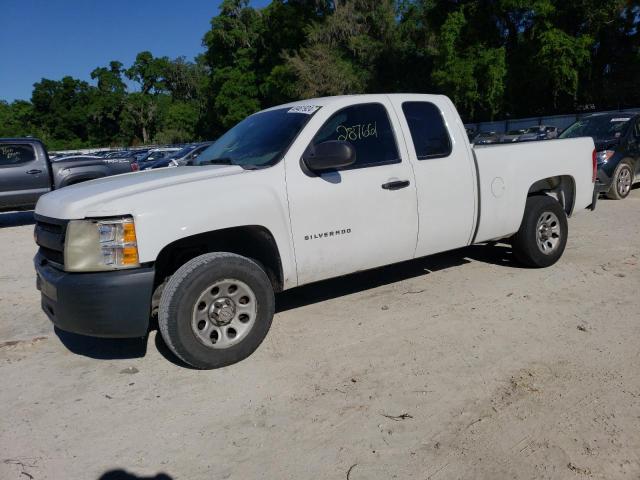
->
262, 94, 449, 113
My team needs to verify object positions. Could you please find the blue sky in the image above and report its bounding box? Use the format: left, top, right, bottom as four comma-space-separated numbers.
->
0, 0, 270, 102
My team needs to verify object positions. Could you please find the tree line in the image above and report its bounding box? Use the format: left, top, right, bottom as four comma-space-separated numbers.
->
1, 0, 638, 150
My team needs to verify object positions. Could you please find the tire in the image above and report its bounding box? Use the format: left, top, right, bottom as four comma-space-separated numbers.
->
606, 161, 633, 200
511, 195, 568, 268
158, 252, 275, 369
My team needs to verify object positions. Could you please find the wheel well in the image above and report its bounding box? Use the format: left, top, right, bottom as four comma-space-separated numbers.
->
62, 174, 104, 187
153, 226, 284, 293
527, 175, 575, 216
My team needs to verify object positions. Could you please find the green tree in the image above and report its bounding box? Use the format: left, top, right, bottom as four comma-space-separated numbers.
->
89, 61, 128, 145
126, 51, 169, 95
0, 100, 34, 137
123, 52, 172, 143
431, 9, 506, 120
31, 76, 92, 149
203, 0, 263, 132
1, 0, 639, 148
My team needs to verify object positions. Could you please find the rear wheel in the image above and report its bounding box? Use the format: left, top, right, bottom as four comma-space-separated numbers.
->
511, 195, 568, 268
158, 252, 275, 369
606, 162, 633, 200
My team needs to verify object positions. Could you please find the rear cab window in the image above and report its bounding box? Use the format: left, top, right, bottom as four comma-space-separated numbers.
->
0, 144, 36, 167
311, 103, 400, 169
401, 102, 452, 160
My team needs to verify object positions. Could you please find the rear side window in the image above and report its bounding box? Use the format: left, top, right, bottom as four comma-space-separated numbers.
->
312, 103, 400, 169
0, 144, 36, 167
402, 102, 452, 159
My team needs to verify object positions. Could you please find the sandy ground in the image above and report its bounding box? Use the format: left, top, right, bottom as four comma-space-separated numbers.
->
1, 190, 639, 480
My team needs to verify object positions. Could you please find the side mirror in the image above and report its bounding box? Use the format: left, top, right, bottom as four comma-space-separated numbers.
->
302, 141, 356, 171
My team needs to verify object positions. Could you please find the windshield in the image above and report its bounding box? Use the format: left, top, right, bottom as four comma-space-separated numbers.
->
560, 115, 632, 140
524, 127, 543, 134
193, 107, 318, 168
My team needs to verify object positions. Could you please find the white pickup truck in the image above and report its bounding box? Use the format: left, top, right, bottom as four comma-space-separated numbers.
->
34, 94, 597, 369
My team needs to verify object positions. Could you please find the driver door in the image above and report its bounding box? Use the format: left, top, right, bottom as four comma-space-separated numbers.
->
284, 98, 419, 285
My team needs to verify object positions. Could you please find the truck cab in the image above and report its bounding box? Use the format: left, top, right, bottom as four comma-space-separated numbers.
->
0, 139, 52, 212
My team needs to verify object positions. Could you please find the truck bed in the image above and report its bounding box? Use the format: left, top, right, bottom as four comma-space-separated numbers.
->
472, 137, 595, 243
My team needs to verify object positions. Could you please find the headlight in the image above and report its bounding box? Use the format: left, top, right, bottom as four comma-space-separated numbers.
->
64, 216, 140, 272
596, 150, 614, 164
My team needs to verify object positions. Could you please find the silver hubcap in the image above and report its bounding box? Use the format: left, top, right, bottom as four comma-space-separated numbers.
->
191, 279, 257, 349
617, 167, 632, 196
536, 211, 561, 255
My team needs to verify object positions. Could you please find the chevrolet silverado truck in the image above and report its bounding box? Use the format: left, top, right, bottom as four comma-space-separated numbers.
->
33, 94, 597, 369
0, 138, 139, 212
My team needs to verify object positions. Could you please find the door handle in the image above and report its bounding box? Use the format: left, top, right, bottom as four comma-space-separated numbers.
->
381, 180, 410, 190
26, 169, 42, 175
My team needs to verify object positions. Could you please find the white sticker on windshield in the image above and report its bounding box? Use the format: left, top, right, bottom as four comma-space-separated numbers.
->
288, 105, 320, 115
611, 117, 630, 122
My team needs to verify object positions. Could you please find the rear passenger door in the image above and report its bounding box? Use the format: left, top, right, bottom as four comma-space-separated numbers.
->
0, 142, 51, 210
389, 96, 477, 257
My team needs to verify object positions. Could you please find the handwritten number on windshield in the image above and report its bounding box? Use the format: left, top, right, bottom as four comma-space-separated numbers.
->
336, 122, 377, 142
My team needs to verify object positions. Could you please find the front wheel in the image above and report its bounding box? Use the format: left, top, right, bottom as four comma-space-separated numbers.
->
511, 195, 568, 268
158, 252, 275, 369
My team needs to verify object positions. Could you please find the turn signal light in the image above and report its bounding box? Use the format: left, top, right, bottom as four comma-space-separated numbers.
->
123, 222, 137, 243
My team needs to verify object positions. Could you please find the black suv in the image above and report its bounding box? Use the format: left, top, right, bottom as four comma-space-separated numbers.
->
560, 112, 640, 199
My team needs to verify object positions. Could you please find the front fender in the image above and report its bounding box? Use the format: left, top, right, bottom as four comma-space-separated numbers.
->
128, 165, 297, 289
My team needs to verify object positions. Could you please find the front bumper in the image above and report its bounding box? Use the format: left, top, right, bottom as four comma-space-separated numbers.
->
35, 253, 155, 338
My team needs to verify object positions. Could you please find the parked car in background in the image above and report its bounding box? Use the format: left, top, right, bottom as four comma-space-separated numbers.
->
465, 127, 476, 142
0, 138, 138, 212
33, 93, 596, 369
149, 142, 214, 169
560, 112, 640, 200
131, 149, 151, 161
137, 148, 181, 170
518, 125, 559, 142
500, 129, 526, 143
472, 131, 500, 145
103, 150, 135, 158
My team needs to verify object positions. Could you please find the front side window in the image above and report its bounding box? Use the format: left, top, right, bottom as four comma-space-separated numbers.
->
401, 102, 452, 160
0, 144, 35, 167
311, 103, 400, 169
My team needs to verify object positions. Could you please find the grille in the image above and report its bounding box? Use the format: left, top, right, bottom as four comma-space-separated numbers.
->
34, 216, 68, 269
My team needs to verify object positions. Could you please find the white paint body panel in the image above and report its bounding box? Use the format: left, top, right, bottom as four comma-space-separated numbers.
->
387, 95, 478, 257
36, 164, 299, 289
35, 94, 596, 291
283, 95, 419, 285
473, 137, 595, 243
